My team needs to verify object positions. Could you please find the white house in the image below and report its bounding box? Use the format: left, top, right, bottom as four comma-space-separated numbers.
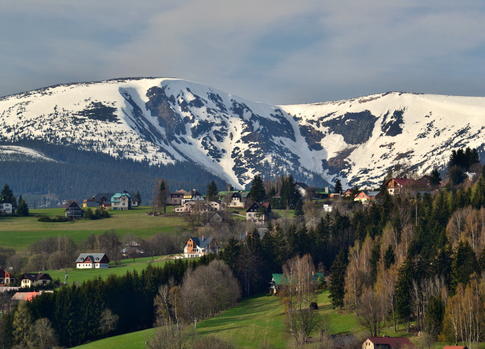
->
323, 203, 333, 213
246, 202, 271, 224
0, 203, 13, 215
175, 200, 223, 214
20, 273, 52, 288
75, 253, 110, 269
228, 192, 245, 208
111, 192, 131, 210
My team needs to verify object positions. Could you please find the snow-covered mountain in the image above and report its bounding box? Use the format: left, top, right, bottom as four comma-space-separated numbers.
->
0, 77, 484, 193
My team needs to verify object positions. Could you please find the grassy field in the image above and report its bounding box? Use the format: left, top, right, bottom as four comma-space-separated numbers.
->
73, 291, 363, 349
44, 255, 170, 285
0, 206, 187, 250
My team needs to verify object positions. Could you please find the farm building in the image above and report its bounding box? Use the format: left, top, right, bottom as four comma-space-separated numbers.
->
75, 253, 110, 269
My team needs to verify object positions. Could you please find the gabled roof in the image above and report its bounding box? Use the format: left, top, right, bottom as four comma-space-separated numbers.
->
76, 253, 109, 263
367, 337, 414, 348
443, 346, 468, 349
12, 291, 41, 301
189, 237, 214, 249
64, 200, 81, 209
247, 202, 271, 212
112, 192, 131, 199
21, 273, 52, 281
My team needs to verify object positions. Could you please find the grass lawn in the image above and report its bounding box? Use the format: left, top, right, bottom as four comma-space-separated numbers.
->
0, 206, 187, 250
71, 291, 362, 349
44, 255, 170, 285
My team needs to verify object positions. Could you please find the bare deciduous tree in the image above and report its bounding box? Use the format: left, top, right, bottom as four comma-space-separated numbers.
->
181, 260, 240, 323
282, 254, 322, 346
356, 287, 387, 336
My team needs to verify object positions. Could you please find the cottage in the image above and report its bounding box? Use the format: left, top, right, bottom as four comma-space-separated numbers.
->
20, 273, 52, 288
343, 189, 354, 198
385, 178, 431, 196
183, 237, 218, 258
362, 337, 414, 349
111, 192, 131, 210
246, 202, 271, 224
169, 189, 190, 205
229, 192, 245, 208
175, 200, 223, 214
75, 253, 110, 269
180, 189, 204, 205
0, 203, 13, 215
354, 191, 379, 204
82, 198, 98, 208
64, 201, 83, 219
0, 269, 13, 286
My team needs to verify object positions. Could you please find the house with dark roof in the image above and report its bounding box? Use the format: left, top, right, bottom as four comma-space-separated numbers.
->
362, 337, 414, 349
183, 237, 218, 258
246, 202, 271, 224
64, 201, 83, 219
20, 273, 52, 288
76, 253, 110, 269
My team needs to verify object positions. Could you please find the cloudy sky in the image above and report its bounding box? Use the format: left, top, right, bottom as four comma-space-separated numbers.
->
1, 0, 485, 104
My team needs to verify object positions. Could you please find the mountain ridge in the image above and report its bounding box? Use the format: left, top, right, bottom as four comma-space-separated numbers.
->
0, 77, 483, 199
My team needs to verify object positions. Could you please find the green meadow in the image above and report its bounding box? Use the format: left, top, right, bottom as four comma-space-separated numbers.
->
44, 255, 170, 285
73, 292, 364, 349
0, 206, 187, 250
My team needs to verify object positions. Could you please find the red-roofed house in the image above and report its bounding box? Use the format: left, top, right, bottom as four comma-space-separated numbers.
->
11, 291, 41, 302
385, 178, 431, 196
362, 337, 414, 349
443, 346, 468, 349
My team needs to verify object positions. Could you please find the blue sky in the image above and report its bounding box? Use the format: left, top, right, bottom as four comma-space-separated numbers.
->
1, 0, 485, 104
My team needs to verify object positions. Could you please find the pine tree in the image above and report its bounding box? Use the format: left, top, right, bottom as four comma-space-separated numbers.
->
0, 184, 16, 207
430, 168, 441, 186
329, 250, 347, 308
16, 195, 29, 216
249, 175, 266, 202
207, 181, 218, 201
451, 241, 479, 288
334, 179, 343, 194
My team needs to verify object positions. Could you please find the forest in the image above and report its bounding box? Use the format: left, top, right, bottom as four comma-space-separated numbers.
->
0, 149, 484, 348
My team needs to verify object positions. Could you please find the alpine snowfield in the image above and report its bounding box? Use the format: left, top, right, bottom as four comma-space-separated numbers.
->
0, 78, 483, 188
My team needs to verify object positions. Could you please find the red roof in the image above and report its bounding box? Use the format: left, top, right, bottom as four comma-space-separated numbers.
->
443, 346, 467, 349
367, 337, 414, 348
12, 292, 41, 302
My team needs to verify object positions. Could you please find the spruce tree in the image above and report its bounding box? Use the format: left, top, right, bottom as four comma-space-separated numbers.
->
0, 184, 16, 207
249, 175, 266, 202
16, 196, 29, 216
329, 250, 347, 308
334, 179, 343, 194
207, 181, 218, 201
430, 168, 441, 186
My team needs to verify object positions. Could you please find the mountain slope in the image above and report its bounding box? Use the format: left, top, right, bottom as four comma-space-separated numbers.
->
281, 92, 485, 186
0, 78, 484, 200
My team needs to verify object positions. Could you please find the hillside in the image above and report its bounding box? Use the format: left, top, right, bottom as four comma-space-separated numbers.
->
0, 78, 483, 200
